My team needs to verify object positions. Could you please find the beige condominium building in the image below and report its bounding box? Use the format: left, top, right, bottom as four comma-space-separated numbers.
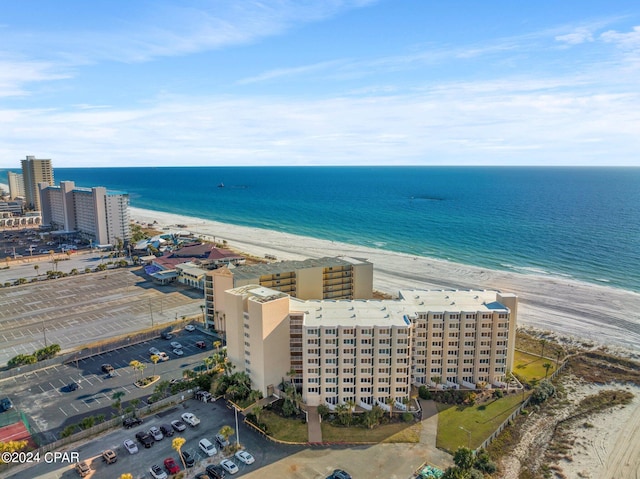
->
204, 256, 373, 332
7, 171, 25, 200
222, 285, 517, 411
21, 156, 54, 211
39, 180, 130, 246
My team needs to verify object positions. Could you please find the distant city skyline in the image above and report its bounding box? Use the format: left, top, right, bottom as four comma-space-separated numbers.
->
1, 1, 639, 167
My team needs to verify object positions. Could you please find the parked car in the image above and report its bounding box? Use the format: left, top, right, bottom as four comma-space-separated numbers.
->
199, 438, 217, 456
164, 457, 180, 474
101, 449, 117, 464
149, 347, 161, 355
234, 450, 255, 465
135, 431, 154, 448
161, 331, 173, 340
171, 419, 187, 432
181, 412, 200, 426
215, 433, 230, 448
123, 417, 143, 428
157, 352, 170, 361
150, 464, 168, 479
159, 424, 174, 437
185, 324, 196, 332
1, 397, 14, 411
195, 341, 207, 349
181, 450, 195, 468
101, 363, 114, 374
327, 470, 352, 479
170, 341, 183, 349
123, 439, 138, 454
66, 382, 79, 392
75, 461, 90, 477
149, 426, 164, 440
173, 348, 184, 356
220, 459, 239, 475
205, 465, 226, 479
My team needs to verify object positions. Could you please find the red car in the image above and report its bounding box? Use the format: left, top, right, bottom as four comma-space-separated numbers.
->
195, 341, 206, 349
164, 457, 180, 474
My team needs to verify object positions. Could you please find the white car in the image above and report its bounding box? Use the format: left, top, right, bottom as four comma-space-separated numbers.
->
199, 438, 217, 456
123, 439, 138, 454
157, 352, 169, 361
172, 348, 184, 356
170, 341, 183, 349
185, 324, 196, 332
181, 412, 200, 426
171, 419, 186, 432
220, 459, 239, 474
150, 464, 168, 479
235, 450, 255, 465
149, 347, 161, 356
148, 426, 164, 441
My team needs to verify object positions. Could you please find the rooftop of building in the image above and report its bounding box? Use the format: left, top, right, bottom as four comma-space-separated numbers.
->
230, 284, 289, 303
398, 289, 510, 312
231, 256, 370, 280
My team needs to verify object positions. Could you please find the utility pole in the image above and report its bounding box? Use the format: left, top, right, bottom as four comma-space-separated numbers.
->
149, 300, 154, 327
42, 318, 48, 347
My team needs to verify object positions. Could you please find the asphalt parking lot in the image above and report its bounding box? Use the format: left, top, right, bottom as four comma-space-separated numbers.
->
7, 398, 305, 479
0, 267, 203, 365
1, 330, 216, 443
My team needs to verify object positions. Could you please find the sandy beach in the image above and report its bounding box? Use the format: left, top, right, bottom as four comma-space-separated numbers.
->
130, 206, 640, 355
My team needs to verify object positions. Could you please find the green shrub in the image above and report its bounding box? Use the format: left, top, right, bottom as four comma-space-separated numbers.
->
418, 385, 432, 400
402, 412, 413, 422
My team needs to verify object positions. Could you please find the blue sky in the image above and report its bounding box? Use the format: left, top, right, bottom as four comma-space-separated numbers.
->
1, 0, 639, 167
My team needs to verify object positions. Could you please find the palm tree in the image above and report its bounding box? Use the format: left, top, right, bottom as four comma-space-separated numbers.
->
33, 264, 39, 276
200, 304, 206, 327
385, 396, 395, 419
203, 356, 215, 373
346, 399, 356, 425
555, 349, 564, 368
150, 354, 160, 377
335, 403, 349, 425
172, 437, 187, 471
213, 340, 222, 353
540, 338, 547, 359
129, 360, 142, 381
218, 425, 234, 447
543, 362, 553, 378
119, 474, 133, 479
112, 391, 125, 414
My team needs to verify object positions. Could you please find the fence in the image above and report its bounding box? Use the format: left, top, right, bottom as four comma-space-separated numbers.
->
477, 359, 568, 451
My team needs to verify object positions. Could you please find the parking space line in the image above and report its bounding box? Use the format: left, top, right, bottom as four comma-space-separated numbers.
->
38, 385, 45, 392
83, 377, 93, 386
58, 407, 68, 417
70, 403, 79, 412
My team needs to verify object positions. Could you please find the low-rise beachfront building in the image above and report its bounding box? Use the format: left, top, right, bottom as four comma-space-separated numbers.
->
204, 256, 373, 332
221, 285, 517, 409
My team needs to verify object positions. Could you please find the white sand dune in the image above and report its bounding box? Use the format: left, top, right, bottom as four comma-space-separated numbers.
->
131, 206, 640, 355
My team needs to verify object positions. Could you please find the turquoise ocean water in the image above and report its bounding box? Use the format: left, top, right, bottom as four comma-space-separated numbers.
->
2, 166, 639, 293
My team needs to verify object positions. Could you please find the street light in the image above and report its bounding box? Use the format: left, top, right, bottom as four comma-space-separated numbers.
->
459, 426, 472, 449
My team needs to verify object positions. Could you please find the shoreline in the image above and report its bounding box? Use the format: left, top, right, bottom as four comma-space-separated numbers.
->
130, 206, 640, 355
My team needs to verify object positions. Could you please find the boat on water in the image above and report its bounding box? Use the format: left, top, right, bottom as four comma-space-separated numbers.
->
218, 182, 224, 188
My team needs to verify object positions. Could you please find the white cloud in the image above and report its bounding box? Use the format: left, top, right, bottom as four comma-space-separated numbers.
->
0, 58, 72, 98
601, 25, 640, 50
1, 75, 639, 167
555, 28, 595, 45
237, 60, 346, 85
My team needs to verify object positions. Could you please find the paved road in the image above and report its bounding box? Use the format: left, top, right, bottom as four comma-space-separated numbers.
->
1, 330, 215, 442
0, 267, 203, 365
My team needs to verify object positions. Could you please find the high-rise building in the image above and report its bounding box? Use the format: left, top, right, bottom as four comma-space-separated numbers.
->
7, 172, 25, 200
222, 285, 517, 409
204, 256, 374, 332
21, 156, 54, 211
39, 181, 130, 246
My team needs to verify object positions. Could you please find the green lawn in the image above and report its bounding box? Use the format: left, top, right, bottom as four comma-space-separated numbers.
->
258, 410, 308, 443
321, 419, 420, 443
436, 394, 524, 453
514, 350, 557, 383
